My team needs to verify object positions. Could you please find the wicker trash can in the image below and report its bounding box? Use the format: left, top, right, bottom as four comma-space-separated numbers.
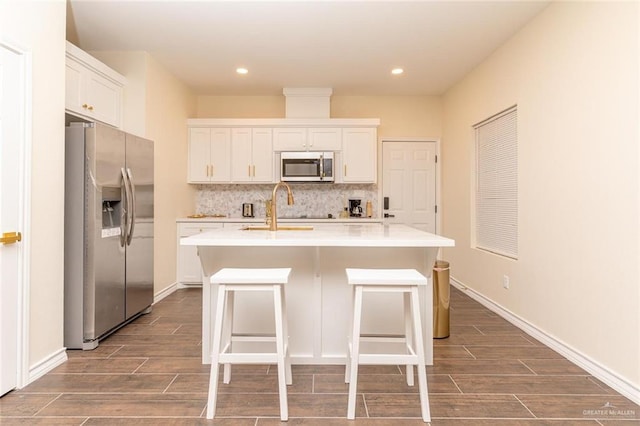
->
433, 260, 450, 338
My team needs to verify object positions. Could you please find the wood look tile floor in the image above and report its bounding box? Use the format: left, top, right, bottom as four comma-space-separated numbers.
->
1, 287, 638, 425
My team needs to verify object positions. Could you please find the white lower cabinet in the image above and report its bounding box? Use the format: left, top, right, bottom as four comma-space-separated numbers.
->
176, 223, 223, 285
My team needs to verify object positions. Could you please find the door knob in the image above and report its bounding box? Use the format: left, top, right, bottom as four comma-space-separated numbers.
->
1, 231, 22, 244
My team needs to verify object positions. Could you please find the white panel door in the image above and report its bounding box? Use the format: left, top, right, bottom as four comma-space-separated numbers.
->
382, 141, 437, 233
0, 42, 24, 396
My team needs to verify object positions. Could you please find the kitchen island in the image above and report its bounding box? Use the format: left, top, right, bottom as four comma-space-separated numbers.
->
180, 223, 454, 365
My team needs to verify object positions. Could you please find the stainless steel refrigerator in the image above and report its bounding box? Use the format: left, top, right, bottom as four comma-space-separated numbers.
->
64, 122, 154, 349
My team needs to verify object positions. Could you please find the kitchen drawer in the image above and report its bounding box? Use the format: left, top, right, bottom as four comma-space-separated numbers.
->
178, 222, 223, 236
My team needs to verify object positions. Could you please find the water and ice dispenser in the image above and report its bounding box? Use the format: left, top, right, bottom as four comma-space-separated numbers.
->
101, 187, 122, 238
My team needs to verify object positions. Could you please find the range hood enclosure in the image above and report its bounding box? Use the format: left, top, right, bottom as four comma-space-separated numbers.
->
283, 88, 332, 119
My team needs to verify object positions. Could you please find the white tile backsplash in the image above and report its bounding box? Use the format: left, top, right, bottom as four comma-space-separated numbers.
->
195, 184, 378, 219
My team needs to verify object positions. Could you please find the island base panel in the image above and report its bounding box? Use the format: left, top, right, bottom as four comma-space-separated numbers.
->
199, 246, 436, 365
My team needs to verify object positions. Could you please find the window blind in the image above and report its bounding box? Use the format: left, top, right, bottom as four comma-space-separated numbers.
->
474, 107, 518, 259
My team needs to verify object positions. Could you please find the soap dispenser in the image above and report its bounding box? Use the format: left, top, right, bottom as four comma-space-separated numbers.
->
365, 200, 373, 218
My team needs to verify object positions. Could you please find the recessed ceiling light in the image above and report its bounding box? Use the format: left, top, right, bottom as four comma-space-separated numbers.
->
236, 67, 248, 75
391, 68, 404, 75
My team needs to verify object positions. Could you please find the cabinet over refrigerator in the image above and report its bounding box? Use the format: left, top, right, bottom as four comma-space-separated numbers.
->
64, 122, 154, 349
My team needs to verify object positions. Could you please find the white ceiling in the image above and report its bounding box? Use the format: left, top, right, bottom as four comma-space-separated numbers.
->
67, 0, 549, 96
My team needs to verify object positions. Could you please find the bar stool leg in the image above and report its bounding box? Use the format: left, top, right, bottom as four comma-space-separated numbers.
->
345, 284, 356, 383
281, 284, 292, 385
347, 285, 363, 419
222, 290, 234, 384
273, 284, 289, 421
410, 286, 431, 422
206, 284, 227, 419
404, 291, 415, 387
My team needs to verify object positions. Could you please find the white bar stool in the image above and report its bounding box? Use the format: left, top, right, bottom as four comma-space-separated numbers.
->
344, 268, 431, 422
206, 268, 292, 421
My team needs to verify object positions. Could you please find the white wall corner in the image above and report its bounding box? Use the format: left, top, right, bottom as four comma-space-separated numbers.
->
28, 348, 67, 385
154, 282, 178, 304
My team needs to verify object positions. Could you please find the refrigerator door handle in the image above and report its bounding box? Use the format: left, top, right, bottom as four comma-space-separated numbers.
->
121, 167, 133, 245
120, 168, 130, 247
126, 168, 136, 246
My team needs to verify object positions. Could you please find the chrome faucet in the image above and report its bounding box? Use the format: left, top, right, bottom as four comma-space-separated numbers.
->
269, 181, 294, 231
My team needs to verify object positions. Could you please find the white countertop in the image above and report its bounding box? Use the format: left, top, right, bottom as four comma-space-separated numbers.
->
178, 217, 383, 224
180, 223, 455, 248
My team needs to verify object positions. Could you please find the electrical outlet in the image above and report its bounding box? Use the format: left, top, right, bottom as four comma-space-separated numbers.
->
503, 275, 510, 289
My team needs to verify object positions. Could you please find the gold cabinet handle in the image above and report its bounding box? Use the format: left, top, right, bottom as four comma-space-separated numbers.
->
1, 232, 22, 245
252, 165, 256, 177
248, 165, 251, 177
82, 103, 88, 109
344, 165, 347, 176
88, 105, 94, 111
210, 164, 214, 177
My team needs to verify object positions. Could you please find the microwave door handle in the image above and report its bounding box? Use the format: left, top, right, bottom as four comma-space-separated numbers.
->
319, 154, 324, 179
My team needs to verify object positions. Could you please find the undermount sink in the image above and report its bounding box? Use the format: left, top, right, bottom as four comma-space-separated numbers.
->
242, 226, 314, 231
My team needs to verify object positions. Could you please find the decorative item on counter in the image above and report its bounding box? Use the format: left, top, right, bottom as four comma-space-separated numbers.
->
339, 207, 349, 218
242, 203, 254, 218
348, 199, 363, 217
365, 200, 372, 218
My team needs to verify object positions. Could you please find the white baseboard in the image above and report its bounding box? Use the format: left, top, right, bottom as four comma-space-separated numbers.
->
28, 348, 67, 384
177, 282, 203, 289
154, 282, 178, 304
450, 276, 640, 405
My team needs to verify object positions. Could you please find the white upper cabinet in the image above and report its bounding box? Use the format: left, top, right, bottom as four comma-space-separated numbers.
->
65, 42, 126, 128
273, 127, 341, 151
342, 127, 377, 183
186, 119, 379, 185
273, 128, 306, 151
308, 128, 342, 151
231, 128, 274, 183
188, 128, 231, 183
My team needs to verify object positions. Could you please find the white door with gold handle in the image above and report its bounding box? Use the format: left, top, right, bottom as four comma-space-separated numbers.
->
2, 41, 27, 396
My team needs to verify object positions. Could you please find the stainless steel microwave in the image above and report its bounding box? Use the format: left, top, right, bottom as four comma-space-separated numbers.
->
281, 151, 334, 182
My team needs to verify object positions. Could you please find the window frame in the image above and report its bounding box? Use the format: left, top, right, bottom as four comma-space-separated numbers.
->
473, 106, 518, 259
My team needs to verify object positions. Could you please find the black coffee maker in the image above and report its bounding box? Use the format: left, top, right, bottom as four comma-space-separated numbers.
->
348, 199, 363, 217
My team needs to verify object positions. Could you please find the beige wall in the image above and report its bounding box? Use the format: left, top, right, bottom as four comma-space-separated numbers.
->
197, 95, 285, 118
143, 54, 197, 294
94, 52, 197, 295
90, 51, 147, 137
1, 1, 67, 367
197, 95, 442, 140
442, 1, 639, 388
